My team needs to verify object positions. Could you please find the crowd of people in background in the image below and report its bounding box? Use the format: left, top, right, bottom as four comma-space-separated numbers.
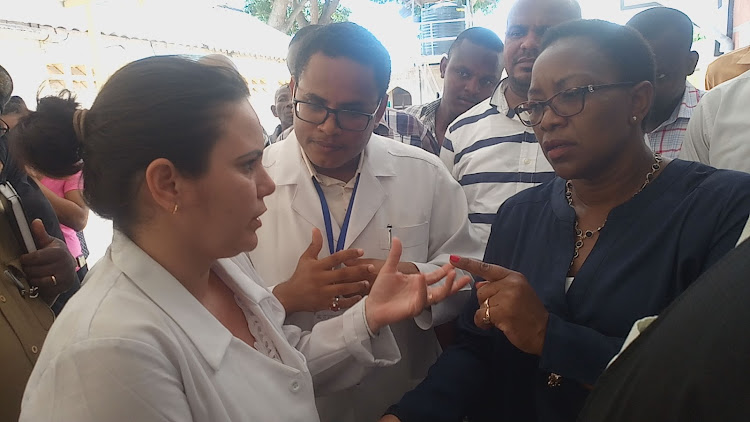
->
2, 0, 750, 421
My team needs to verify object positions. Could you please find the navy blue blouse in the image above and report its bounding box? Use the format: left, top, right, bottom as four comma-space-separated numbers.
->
389, 160, 750, 422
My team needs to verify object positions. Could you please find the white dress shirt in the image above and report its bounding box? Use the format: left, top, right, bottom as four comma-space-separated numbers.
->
680, 69, 750, 173
20, 232, 399, 422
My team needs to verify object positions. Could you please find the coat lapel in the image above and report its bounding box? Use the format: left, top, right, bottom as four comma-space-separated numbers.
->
343, 165, 385, 250
342, 136, 395, 249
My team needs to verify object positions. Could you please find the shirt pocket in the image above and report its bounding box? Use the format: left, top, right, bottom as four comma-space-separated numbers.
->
379, 222, 429, 251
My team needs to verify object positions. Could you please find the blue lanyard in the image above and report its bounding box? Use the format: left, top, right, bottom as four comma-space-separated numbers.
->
312, 174, 361, 255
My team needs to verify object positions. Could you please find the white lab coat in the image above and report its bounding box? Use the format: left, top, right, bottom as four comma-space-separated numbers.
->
20, 232, 400, 422
250, 133, 483, 422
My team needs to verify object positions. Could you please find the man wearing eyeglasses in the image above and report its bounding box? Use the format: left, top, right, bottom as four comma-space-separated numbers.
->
627, 7, 703, 159
248, 22, 482, 422
439, 0, 581, 249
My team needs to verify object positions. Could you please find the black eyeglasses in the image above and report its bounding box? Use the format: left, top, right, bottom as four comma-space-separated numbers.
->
514, 82, 637, 127
292, 99, 380, 132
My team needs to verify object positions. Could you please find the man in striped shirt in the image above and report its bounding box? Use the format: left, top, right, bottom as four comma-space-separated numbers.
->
441, 0, 581, 246
628, 7, 704, 159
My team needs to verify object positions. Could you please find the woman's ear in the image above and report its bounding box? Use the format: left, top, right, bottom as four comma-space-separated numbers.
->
631, 80, 654, 123
144, 158, 180, 215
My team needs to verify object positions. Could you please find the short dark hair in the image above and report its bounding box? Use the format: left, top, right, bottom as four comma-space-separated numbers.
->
10, 56, 250, 233
293, 22, 391, 98
10, 91, 81, 178
289, 24, 322, 47
448, 27, 504, 57
541, 19, 656, 85
0, 65, 13, 113
3, 96, 27, 115
627, 7, 694, 50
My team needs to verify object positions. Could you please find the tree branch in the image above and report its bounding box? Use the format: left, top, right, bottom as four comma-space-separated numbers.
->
268, 0, 292, 29
319, 0, 340, 24
282, 0, 307, 33
296, 12, 310, 28
310, 0, 319, 24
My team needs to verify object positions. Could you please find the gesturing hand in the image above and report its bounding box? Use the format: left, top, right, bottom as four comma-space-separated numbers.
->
449, 255, 549, 356
273, 228, 376, 314
19, 219, 78, 306
364, 238, 471, 333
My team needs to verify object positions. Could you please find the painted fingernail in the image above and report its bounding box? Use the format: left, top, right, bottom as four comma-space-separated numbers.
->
450, 255, 460, 264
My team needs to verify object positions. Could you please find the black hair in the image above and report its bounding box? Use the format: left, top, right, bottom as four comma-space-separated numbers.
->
627, 7, 694, 50
541, 19, 656, 85
293, 22, 391, 98
10, 91, 81, 178
289, 24, 322, 47
3, 96, 28, 115
10, 56, 250, 233
0, 65, 13, 114
448, 27, 504, 57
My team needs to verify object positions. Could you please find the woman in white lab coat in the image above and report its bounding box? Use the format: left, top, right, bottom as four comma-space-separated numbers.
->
15, 56, 469, 422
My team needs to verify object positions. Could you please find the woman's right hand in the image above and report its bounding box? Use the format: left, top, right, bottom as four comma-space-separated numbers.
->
364, 237, 471, 333
272, 228, 375, 314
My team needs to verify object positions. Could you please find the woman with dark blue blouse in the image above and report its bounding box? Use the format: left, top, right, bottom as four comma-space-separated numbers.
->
382, 19, 750, 422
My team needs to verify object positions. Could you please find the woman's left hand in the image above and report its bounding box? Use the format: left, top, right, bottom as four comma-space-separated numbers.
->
450, 255, 549, 356
364, 238, 471, 333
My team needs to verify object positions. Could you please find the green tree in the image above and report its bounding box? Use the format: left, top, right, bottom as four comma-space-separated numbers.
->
245, 0, 351, 34
246, 0, 500, 35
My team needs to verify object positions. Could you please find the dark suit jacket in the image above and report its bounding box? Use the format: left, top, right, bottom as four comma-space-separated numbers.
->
578, 235, 750, 422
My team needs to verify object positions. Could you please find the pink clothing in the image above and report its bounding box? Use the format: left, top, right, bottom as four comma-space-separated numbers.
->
40, 172, 83, 259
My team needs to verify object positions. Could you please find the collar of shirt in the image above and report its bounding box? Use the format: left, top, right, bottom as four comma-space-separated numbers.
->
109, 231, 237, 370
299, 142, 365, 187
407, 98, 441, 135
652, 81, 703, 132
738, 47, 750, 65
488, 78, 516, 118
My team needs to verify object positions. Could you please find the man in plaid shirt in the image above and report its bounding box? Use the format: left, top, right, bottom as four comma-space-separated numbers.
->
628, 7, 704, 159
406, 28, 504, 158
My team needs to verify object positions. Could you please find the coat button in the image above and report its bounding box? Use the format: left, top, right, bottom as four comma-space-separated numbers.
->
290, 380, 300, 393
31, 345, 39, 354
523, 158, 531, 165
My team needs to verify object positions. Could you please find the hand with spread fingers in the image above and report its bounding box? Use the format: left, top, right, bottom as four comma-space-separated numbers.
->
343, 258, 420, 289
272, 228, 375, 314
449, 254, 549, 356
364, 239, 471, 334
19, 219, 78, 306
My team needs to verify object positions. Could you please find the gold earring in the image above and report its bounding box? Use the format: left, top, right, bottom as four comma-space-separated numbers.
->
172, 204, 179, 214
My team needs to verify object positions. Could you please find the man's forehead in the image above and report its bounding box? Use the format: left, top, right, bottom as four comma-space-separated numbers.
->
507, 0, 578, 27
275, 86, 290, 98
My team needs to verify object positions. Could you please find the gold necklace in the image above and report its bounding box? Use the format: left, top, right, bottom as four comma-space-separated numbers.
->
549, 154, 663, 389
566, 153, 663, 267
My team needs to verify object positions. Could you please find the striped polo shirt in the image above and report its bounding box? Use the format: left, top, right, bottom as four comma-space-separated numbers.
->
441, 79, 555, 246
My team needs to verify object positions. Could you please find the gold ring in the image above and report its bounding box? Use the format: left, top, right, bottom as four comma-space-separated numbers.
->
482, 298, 491, 325
51, 275, 57, 286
